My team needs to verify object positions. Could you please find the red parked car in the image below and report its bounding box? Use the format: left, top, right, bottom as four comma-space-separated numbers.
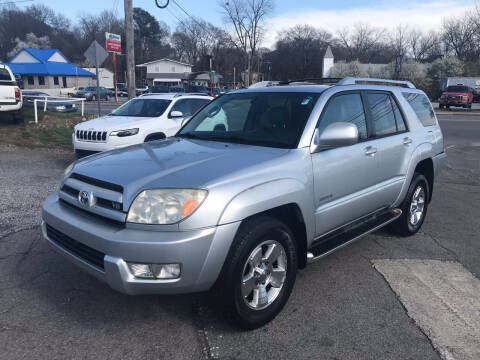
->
439, 85, 474, 109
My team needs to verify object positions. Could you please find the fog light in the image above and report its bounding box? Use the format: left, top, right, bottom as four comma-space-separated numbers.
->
127, 263, 155, 279
152, 264, 181, 279
127, 263, 181, 279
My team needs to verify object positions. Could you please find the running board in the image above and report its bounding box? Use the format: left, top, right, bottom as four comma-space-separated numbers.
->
307, 208, 402, 263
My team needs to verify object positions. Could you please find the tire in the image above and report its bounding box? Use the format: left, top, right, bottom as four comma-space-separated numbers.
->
105, 95, 110, 101
389, 173, 429, 237
439, 104, 444, 109
13, 109, 24, 124
219, 216, 297, 329
446, 105, 450, 110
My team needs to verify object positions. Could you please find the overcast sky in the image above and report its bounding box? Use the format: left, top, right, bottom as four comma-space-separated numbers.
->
16, 0, 478, 48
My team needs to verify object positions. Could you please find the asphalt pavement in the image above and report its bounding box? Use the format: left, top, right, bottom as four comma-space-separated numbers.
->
0, 113, 479, 359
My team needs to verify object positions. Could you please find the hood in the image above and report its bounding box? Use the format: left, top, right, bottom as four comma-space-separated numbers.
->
75, 115, 156, 132
72, 137, 289, 204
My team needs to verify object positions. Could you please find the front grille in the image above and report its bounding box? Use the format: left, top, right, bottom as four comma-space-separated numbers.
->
46, 224, 105, 270
76, 130, 107, 142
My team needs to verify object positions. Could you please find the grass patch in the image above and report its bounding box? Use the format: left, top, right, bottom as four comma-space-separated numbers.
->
0, 108, 95, 148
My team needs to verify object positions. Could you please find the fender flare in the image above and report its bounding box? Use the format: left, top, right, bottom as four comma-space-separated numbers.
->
144, 132, 166, 142
217, 178, 315, 242
394, 141, 433, 206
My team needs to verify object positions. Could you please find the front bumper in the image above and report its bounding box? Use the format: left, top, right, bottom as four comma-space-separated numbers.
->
41, 193, 240, 295
72, 134, 143, 152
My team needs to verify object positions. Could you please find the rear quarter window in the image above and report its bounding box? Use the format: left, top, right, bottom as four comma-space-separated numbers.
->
0, 68, 13, 82
402, 92, 436, 126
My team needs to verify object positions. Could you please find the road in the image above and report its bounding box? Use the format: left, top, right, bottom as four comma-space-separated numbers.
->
0, 113, 479, 359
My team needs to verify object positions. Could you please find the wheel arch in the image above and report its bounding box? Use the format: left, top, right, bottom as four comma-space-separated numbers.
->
144, 132, 166, 142
414, 158, 434, 202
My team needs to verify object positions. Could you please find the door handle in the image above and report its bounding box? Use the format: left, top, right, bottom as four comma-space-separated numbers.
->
403, 137, 413, 145
364, 146, 377, 156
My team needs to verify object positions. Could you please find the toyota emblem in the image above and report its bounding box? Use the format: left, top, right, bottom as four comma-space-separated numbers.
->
78, 190, 90, 206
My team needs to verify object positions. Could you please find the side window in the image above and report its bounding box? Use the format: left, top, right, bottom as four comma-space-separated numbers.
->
390, 96, 406, 132
189, 99, 210, 115
170, 99, 191, 117
318, 93, 367, 140
402, 92, 436, 126
364, 92, 396, 136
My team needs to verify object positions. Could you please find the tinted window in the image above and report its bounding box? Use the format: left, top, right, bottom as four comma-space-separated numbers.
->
390, 96, 406, 132
170, 98, 210, 117
446, 86, 469, 93
111, 98, 171, 117
402, 92, 436, 126
0, 68, 12, 81
318, 93, 367, 140
365, 92, 397, 136
179, 92, 320, 149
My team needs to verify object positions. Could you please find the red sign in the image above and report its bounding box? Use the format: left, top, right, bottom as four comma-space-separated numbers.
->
105, 32, 121, 53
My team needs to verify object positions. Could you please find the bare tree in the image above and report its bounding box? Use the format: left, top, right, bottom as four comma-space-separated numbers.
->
408, 29, 441, 62
219, 0, 274, 86
389, 25, 410, 58
338, 23, 384, 62
441, 15, 477, 60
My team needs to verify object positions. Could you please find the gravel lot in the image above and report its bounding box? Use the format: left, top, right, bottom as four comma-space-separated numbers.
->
0, 113, 479, 360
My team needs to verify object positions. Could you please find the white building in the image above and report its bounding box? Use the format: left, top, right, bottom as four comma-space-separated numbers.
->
137, 59, 193, 86
82, 68, 114, 88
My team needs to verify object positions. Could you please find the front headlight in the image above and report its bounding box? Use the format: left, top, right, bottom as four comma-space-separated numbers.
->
127, 189, 208, 224
110, 128, 139, 137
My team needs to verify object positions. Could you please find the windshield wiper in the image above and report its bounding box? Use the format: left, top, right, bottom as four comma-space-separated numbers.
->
178, 133, 289, 148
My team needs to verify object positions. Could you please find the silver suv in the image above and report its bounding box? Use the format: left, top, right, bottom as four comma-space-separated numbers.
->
41, 78, 446, 328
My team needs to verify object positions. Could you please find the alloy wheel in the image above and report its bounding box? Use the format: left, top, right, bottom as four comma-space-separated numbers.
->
241, 240, 287, 310
409, 186, 425, 226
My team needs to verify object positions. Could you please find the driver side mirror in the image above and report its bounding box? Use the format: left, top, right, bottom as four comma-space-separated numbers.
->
311, 122, 359, 153
170, 110, 184, 118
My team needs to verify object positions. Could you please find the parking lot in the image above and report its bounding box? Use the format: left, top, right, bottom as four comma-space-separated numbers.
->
0, 112, 479, 359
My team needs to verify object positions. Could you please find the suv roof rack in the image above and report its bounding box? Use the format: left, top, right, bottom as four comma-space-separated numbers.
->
337, 77, 416, 89
278, 78, 343, 86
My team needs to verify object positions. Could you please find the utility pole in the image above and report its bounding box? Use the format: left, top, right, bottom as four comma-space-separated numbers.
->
124, 0, 135, 99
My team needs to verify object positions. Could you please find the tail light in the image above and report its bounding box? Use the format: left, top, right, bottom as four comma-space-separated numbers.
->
14, 87, 21, 102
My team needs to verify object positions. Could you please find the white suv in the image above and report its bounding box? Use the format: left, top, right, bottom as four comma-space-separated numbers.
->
73, 93, 212, 156
0, 64, 23, 122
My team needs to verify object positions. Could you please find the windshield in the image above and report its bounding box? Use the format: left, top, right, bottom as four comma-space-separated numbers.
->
178, 92, 320, 148
84, 87, 96, 91
446, 86, 469, 93
111, 98, 171, 117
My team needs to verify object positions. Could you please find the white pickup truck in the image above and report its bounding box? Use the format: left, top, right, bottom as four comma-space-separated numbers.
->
0, 64, 23, 122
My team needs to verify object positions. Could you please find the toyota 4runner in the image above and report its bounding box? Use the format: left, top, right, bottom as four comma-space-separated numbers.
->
41, 77, 446, 328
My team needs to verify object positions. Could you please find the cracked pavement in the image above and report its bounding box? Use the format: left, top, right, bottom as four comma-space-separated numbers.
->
0, 113, 479, 359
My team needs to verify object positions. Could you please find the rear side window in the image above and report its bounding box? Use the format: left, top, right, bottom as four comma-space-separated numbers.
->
390, 97, 406, 132
402, 93, 436, 126
364, 92, 397, 136
0, 68, 13, 82
318, 93, 367, 140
